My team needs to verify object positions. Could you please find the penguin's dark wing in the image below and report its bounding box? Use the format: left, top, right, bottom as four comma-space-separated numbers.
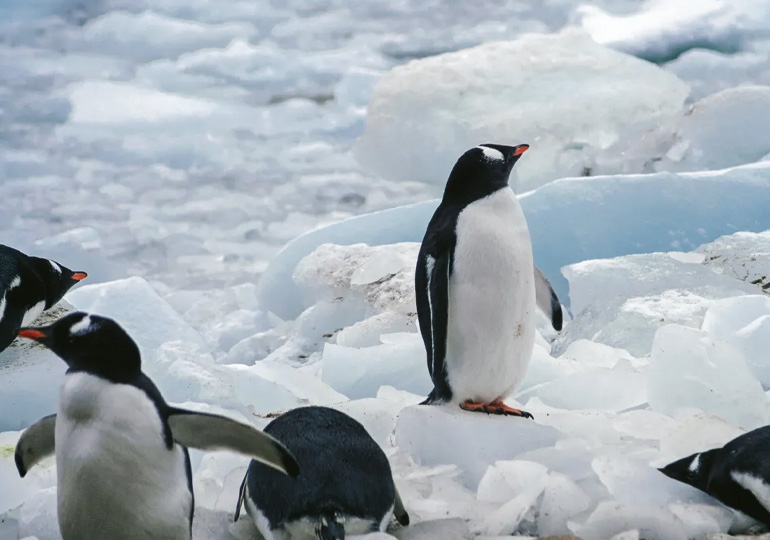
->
415, 208, 455, 403
0, 294, 24, 352
15, 414, 56, 477
394, 485, 410, 526
233, 471, 248, 521
534, 265, 563, 331
710, 469, 770, 526
167, 409, 299, 478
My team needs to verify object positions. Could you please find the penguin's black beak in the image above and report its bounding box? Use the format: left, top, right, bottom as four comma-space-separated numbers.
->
71, 272, 87, 281
18, 327, 49, 342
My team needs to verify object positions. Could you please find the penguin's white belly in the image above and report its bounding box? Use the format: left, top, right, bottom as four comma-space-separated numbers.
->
244, 484, 386, 540
446, 187, 536, 403
56, 373, 192, 540
281, 517, 377, 540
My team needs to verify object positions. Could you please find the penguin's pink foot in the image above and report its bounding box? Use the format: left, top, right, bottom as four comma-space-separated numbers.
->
459, 400, 533, 419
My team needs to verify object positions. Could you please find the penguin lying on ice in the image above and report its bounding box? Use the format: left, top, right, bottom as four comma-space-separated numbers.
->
660, 425, 770, 527
415, 143, 562, 419
235, 406, 409, 540
14, 312, 299, 540
0, 244, 87, 353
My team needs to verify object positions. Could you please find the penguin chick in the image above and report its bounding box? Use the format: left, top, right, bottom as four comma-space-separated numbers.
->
415, 143, 538, 418
0, 244, 86, 353
235, 406, 409, 539
15, 312, 299, 540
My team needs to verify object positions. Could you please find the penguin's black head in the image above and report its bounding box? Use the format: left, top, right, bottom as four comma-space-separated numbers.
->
19, 312, 141, 383
659, 449, 718, 492
30, 257, 87, 308
442, 143, 529, 205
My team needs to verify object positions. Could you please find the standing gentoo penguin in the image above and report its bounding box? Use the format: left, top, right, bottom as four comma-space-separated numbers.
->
0, 244, 87, 353
235, 406, 409, 540
415, 143, 560, 418
14, 312, 299, 540
660, 426, 770, 526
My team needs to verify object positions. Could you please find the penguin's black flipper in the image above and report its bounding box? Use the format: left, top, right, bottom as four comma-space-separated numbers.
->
394, 486, 410, 526
15, 414, 57, 477
534, 265, 563, 331
415, 241, 453, 404
167, 409, 300, 478
234, 471, 248, 521
709, 472, 770, 526
0, 300, 24, 353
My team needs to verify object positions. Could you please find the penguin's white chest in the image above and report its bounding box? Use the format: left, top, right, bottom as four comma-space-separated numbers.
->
56, 373, 192, 540
446, 187, 536, 403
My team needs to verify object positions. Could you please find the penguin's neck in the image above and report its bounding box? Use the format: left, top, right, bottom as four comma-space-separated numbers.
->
443, 172, 510, 208
29, 257, 63, 308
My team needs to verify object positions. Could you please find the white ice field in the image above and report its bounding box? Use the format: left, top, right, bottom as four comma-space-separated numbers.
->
3, 0, 770, 539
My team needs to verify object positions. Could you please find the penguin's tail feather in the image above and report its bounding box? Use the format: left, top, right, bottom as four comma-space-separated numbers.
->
549, 286, 563, 332
534, 265, 563, 332
420, 389, 437, 405
233, 472, 248, 521
315, 514, 345, 540
420, 388, 449, 405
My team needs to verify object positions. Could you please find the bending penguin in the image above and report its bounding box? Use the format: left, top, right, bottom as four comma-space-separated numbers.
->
235, 406, 409, 540
415, 143, 562, 418
14, 312, 299, 540
660, 425, 770, 527
0, 244, 87, 353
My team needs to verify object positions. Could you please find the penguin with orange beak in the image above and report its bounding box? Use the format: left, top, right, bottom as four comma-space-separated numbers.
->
415, 144, 560, 419
0, 244, 87, 352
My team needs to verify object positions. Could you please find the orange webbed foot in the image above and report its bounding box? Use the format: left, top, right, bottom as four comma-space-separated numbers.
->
459, 400, 533, 419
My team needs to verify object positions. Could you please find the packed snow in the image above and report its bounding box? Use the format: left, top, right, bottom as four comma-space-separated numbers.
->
3, 0, 770, 539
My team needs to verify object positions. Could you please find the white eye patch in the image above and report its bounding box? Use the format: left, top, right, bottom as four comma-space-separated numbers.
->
70, 316, 93, 336
476, 146, 504, 161
49, 260, 62, 274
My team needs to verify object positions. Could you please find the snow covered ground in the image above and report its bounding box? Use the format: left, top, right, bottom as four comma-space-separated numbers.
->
3, 0, 770, 539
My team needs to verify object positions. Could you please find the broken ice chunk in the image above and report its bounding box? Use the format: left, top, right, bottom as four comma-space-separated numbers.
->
647, 325, 769, 430
395, 405, 561, 489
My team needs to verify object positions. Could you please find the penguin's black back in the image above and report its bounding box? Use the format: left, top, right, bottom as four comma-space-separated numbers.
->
712, 426, 770, 479
0, 245, 35, 296
244, 406, 395, 529
0, 245, 22, 281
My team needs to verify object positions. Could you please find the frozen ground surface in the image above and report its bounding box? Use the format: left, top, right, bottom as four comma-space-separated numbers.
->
3, 0, 770, 539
